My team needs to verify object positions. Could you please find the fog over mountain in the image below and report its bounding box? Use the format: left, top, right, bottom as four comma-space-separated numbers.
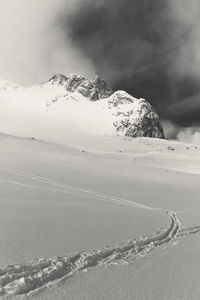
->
63, 0, 200, 126
1, 0, 200, 129
0, 0, 95, 85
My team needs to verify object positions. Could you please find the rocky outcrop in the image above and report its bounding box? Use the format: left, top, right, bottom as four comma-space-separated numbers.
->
48, 73, 113, 101
108, 91, 164, 138
46, 74, 164, 138
48, 74, 68, 86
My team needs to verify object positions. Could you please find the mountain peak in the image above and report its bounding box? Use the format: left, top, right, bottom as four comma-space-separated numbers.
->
48, 73, 68, 85
0, 74, 164, 139
46, 73, 113, 101
107, 91, 164, 138
40, 74, 164, 138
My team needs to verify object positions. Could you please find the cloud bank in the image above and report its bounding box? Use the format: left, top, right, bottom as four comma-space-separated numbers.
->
162, 121, 200, 146
0, 0, 95, 85
177, 127, 200, 145
64, 0, 200, 125
1, 0, 200, 128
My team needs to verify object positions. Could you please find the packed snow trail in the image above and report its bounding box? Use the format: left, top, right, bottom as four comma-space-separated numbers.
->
0, 211, 179, 296
0, 165, 200, 296
0, 209, 199, 296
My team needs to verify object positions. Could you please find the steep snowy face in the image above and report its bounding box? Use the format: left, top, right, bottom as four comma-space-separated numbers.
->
46, 73, 113, 101
108, 91, 164, 138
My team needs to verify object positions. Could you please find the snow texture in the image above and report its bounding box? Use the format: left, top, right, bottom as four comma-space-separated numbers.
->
0, 207, 199, 296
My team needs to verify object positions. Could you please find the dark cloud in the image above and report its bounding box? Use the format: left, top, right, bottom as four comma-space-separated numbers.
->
166, 93, 200, 126
62, 0, 200, 125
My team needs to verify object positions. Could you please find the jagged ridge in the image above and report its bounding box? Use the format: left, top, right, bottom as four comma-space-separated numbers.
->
48, 73, 113, 101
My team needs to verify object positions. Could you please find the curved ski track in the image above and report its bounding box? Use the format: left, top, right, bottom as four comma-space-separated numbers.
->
0, 165, 200, 296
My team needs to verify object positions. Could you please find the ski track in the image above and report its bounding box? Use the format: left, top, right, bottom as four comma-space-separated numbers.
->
0, 164, 152, 210
0, 165, 200, 296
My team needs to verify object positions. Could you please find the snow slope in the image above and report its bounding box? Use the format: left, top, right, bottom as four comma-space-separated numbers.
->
0, 75, 200, 299
0, 133, 200, 298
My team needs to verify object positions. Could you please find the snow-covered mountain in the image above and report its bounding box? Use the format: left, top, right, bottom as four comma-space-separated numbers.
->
2, 75, 200, 300
0, 74, 164, 143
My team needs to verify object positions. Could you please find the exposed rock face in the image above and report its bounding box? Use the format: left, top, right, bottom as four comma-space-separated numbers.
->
48, 74, 68, 86
48, 73, 113, 100
108, 91, 164, 138
46, 74, 164, 138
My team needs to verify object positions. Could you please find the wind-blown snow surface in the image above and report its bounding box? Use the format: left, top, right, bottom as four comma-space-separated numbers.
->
0, 77, 200, 299
0, 132, 200, 299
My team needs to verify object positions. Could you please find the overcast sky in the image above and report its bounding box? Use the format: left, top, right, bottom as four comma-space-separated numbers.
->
0, 0, 200, 126
0, 0, 95, 85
